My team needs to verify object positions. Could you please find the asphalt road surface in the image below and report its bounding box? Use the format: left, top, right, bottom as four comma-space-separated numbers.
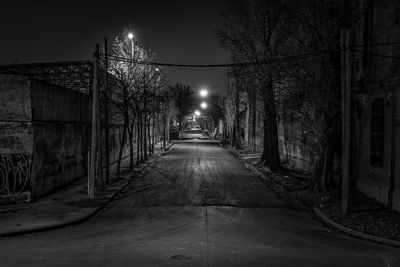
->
1, 142, 399, 266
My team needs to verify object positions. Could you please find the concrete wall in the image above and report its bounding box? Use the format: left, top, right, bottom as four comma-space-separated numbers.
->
0, 75, 33, 197
0, 74, 129, 199
357, 92, 393, 206
393, 90, 400, 211
355, 0, 400, 211
29, 79, 91, 197
277, 113, 315, 173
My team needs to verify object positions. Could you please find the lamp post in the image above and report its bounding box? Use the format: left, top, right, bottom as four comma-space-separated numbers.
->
128, 32, 134, 58
152, 67, 160, 154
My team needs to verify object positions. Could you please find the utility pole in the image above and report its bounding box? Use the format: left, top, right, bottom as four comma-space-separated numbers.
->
97, 44, 103, 191
103, 38, 110, 185
152, 70, 159, 154
163, 102, 166, 149
341, 29, 351, 215
89, 43, 99, 199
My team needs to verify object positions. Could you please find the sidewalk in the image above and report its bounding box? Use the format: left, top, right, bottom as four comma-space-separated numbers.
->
0, 142, 173, 237
225, 145, 400, 247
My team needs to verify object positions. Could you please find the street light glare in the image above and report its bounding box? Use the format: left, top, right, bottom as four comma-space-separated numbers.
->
200, 102, 207, 109
128, 33, 134, 40
199, 89, 208, 97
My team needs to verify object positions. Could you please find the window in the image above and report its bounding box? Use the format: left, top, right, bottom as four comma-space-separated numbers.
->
370, 98, 384, 167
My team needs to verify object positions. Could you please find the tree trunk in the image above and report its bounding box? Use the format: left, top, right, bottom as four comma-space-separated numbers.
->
250, 91, 257, 152
147, 115, 152, 155
144, 115, 148, 162
136, 113, 140, 166
232, 125, 236, 147
267, 104, 280, 171
117, 121, 127, 176
128, 120, 134, 170
117, 89, 129, 175
261, 111, 270, 164
140, 115, 144, 162
261, 80, 280, 171
163, 110, 166, 148
234, 89, 242, 150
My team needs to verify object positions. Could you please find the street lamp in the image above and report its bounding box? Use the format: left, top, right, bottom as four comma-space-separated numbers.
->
200, 102, 207, 109
127, 32, 134, 58
199, 89, 208, 97
152, 67, 161, 154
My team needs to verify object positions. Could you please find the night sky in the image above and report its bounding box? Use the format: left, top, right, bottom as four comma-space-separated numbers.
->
0, 0, 229, 94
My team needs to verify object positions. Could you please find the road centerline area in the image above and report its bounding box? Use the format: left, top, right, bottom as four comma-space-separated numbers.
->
0, 142, 399, 267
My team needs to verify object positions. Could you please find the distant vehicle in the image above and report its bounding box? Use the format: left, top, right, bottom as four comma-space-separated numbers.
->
190, 125, 202, 131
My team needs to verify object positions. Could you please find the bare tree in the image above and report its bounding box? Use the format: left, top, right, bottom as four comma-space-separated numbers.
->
279, 0, 359, 192
218, 0, 287, 171
169, 83, 195, 131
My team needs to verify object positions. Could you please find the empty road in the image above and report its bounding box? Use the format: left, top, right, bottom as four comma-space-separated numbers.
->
0, 142, 399, 266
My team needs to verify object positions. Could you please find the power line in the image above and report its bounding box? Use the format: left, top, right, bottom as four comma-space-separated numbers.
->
103, 50, 328, 68
103, 46, 400, 69
352, 41, 400, 48
351, 49, 400, 60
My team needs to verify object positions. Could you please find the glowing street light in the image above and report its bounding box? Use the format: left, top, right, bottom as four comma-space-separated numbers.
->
195, 110, 201, 116
127, 32, 134, 58
200, 102, 207, 109
199, 89, 208, 97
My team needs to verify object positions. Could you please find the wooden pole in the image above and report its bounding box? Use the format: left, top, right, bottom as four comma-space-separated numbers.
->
163, 103, 166, 149
340, 29, 346, 214
89, 43, 99, 199
137, 114, 140, 165
97, 58, 103, 192
341, 29, 351, 215
103, 38, 110, 185
152, 73, 157, 154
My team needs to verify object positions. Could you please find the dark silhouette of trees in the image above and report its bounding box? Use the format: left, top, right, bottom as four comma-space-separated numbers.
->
218, 0, 361, 192
170, 83, 195, 131
201, 93, 225, 135
218, 0, 286, 171
108, 28, 170, 174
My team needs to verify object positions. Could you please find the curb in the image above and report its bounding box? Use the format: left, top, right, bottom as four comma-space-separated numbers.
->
0, 149, 169, 238
225, 147, 400, 248
0, 182, 128, 238
313, 206, 400, 248
225, 148, 302, 207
